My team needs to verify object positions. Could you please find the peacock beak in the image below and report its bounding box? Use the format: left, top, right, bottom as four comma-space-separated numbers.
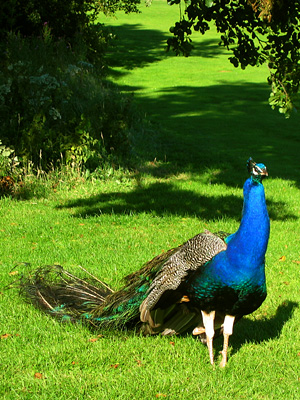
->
261, 168, 268, 177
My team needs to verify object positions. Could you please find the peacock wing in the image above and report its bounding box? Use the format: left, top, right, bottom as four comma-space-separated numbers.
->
122, 246, 181, 285
139, 230, 227, 324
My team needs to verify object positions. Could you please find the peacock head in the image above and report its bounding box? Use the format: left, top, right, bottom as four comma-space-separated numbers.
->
247, 158, 268, 184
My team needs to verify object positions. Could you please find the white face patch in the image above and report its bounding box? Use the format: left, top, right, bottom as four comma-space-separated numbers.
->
252, 165, 263, 175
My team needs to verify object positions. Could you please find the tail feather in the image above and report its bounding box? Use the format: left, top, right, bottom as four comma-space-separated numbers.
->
15, 246, 189, 331
18, 265, 112, 323
17, 264, 150, 329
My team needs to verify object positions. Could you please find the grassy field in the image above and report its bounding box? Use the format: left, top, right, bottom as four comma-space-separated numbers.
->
1, 2, 300, 399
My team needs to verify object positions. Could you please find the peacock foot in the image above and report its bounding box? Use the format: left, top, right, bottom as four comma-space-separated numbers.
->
219, 350, 228, 368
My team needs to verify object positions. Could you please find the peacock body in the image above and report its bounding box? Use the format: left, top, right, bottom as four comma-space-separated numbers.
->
19, 158, 270, 366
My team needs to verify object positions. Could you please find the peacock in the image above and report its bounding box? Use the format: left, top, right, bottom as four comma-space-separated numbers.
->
17, 158, 270, 367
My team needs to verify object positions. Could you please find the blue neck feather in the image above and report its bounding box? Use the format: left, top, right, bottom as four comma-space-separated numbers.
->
187, 173, 270, 306
226, 176, 270, 269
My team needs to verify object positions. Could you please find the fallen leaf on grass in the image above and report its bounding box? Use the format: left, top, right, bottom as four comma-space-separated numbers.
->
34, 372, 44, 379
1, 333, 20, 339
156, 394, 167, 398
135, 359, 143, 367
169, 341, 175, 346
88, 334, 104, 342
110, 364, 119, 369
292, 260, 300, 264
8, 271, 18, 276
1, 333, 12, 339
279, 256, 286, 262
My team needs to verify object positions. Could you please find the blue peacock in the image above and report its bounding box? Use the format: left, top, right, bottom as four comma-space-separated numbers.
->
19, 158, 270, 367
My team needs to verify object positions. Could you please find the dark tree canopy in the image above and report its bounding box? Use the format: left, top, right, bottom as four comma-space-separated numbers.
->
167, 0, 300, 116
0, 0, 141, 41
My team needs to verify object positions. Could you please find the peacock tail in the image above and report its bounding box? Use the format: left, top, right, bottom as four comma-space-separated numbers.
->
18, 248, 180, 329
18, 230, 228, 334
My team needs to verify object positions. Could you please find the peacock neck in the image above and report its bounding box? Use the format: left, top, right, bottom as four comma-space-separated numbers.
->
226, 177, 270, 267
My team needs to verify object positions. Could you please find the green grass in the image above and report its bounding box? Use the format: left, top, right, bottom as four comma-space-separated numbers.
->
1, 2, 300, 399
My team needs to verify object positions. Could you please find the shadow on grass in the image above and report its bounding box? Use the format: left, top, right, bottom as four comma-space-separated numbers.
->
105, 23, 300, 186
128, 82, 300, 187
56, 181, 297, 221
226, 300, 298, 353
101, 15, 300, 190
106, 23, 225, 75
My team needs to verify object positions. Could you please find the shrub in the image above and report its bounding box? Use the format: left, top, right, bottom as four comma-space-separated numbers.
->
0, 33, 140, 171
0, 140, 18, 196
0, 0, 140, 63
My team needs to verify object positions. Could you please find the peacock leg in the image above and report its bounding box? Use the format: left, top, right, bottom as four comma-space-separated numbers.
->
220, 315, 235, 368
200, 310, 216, 365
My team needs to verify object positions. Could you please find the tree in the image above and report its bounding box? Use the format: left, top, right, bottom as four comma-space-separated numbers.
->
167, 0, 300, 116
0, 1, 141, 42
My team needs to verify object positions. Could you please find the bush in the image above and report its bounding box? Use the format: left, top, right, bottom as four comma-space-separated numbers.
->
0, 0, 140, 63
0, 33, 140, 170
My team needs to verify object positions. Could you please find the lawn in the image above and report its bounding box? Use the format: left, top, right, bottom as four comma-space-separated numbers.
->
0, 1, 299, 399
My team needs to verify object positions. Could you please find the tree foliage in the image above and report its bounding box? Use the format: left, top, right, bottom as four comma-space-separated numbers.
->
0, 0, 140, 41
0, 1, 141, 67
167, 0, 300, 116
